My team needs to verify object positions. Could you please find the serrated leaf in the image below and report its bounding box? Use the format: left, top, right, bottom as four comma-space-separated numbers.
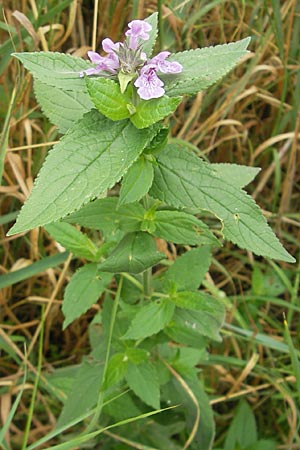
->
86, 77, 132, 121
150, 144, 295, 262
142, 13, 158, 57
224, 400, 257, 450
13, 51, 94, 90
151, 210, 219, 246
103, 353, 128, 389
122, 299, 175, 340
171, 295, 225, 342
45, 222, 98, 261
65, 197, 145, 234
34, 79, 93, 133
8, 111, 158, 235
172, 375, 215, 450
162, 38, 251, 97
210, 163, 261, 188
164, 246, 212, 292
98, 232, 165, 274
119, 157, 154, 206
62, 263, 112, 328
130, 95, 182, 129
57, 358, 103, 428
126, 360, 160, 409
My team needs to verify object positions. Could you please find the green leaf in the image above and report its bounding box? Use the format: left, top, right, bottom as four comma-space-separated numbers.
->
210, 163, 261, 188
8, 111, 158, 235
172, 375, 215, 450
13, 51, 94, 90
65, 197, 145, 234
130, 96, 182, 129
171, 297, 225, 342
151, 210, 219, 246
163, 246, 212, 292
57, 358, 103, 428
62, 263, 112, 328
103, 353, 128, 389
119, 157, 154, 206
162, 38, 251, 97
98, 232, 165, 274
247, 440, 277, 450
142, 13, 158, 58
150, 144, 295, 262
86, 77, 132, 121
34, 79, 93, 133
126, 360, 160, 409
122, 299, 175, 340
45, 222, 98, 261
224, 400, 257, 450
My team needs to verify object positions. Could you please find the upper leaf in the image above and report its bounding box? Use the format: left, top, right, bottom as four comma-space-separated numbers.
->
13, 51, 94, 90
142, 13, 158, 57
150, 144, 295, 262
8, 111, 158, 235
130, 95, 182, 129
34, 79, 93, 134
210, 163, 261, 189
86, 77, 132, 121
151, 210, 219, 246
162, 38, 251, 97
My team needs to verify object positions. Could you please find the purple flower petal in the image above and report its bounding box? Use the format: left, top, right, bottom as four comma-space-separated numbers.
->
102, 38, 120, 54
125, 20, 152, 50
87, 51, 104, 64
149, 51, 182, 74
134, 64, 165, 100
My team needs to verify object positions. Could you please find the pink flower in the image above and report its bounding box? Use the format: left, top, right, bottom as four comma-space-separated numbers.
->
80, 18, 183, 100
149, 51, 183, 74
125, 20, 152, 50
80, 39, 120, 77
134, 64, 165, 100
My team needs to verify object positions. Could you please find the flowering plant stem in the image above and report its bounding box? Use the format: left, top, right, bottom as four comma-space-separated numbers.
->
85, 276, 124, 434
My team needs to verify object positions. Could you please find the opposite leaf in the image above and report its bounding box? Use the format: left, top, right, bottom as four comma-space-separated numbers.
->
62, 263, 112, 328
122, 299, 175, 340
65, 197, 145, 234
86, 77, 132, 121
163, 246, 212, 292
34, 79, 93, 134
150, 144, 295, 262
13, 51, 94, 90
118, 157, 154, 206
151, 210, 219, 246
126, 360, 160, 410
45, 222, 98, 261
130, 95, 182, 129
98, 232, 165, 274
8, 111, 158, 235
162, 37, 251, 97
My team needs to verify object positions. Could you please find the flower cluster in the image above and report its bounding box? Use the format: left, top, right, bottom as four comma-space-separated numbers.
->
80, 20, 182, 100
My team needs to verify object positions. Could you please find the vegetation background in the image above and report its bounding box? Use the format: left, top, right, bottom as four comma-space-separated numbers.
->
0, 0, 299, 448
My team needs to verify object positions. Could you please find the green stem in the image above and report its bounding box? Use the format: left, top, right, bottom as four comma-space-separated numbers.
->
85, 276, 123, 433
21, 305, 45, 450
143, 268, 152, 300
